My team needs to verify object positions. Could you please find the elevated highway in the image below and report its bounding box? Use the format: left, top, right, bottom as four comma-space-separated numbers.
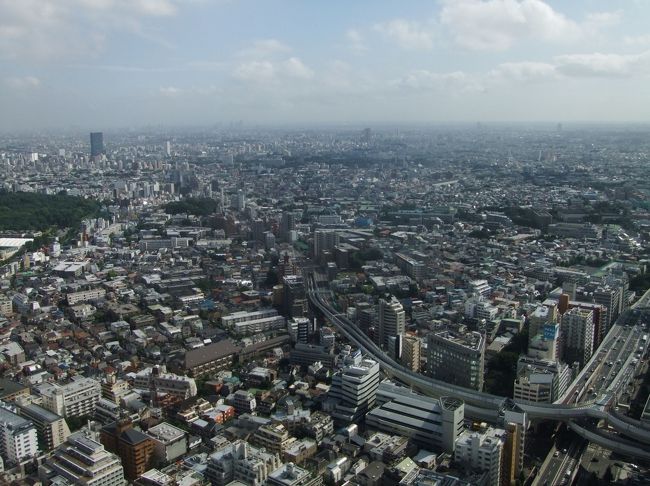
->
306, 272, 650, 459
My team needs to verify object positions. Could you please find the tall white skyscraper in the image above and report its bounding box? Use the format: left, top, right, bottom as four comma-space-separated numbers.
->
378, 296, 405, 349
326, 358, 380, 424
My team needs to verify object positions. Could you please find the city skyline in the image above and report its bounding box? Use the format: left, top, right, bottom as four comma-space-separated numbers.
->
2, 0, 650, 131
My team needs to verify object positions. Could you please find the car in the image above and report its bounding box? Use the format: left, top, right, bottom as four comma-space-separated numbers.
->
554, 451, 560, 457
562, 448, 568, 454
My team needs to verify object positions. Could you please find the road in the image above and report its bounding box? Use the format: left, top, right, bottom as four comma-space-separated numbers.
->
306, 271, 650, 459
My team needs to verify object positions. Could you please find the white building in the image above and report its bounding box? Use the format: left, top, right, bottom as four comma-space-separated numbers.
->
455, 427, 504, 486
325, 358, 380, 424
40, 431, 125, 486
205, 440, 281, 486
378, 296, 405, 349
36, 376, 101, 418
133, 366, 197, 401
365, 381, 464, 453
0, 404, 39, 465
146, 422, 187, 463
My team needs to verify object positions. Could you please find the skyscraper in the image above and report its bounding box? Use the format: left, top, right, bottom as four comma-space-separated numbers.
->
378, 296, 405, 349
90, 132, 104, 157
326, 358, 380, 424
561, 307, 595, 367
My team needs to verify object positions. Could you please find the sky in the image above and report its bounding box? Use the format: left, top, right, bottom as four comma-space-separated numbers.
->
1, 0, 650, 131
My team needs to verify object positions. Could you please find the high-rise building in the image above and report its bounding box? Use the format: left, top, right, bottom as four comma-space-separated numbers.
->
378, 296, 405, 349
365, 381, 463, 453
428, 331, 485, 391
326, 358, 380, 424
90, 132, 104, 157
35, 377, 102, 418
313, 229, 339, 261
100, 417, 155, 481
16, 400, 71, 451
40, 431, 125, 486
401, 335, 421, 372
0, 404, 39, 465
283, 275, 306, 318
205, 440, 281, 486
455, 427, 505, 486
280, 212, 296, 242
561, 307, 595, 367
513, 357, 571, 403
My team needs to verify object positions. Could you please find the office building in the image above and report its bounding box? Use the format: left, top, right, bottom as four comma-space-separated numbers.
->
41, 431, 125, 486
365, 381, 463, 453
527, 323, 560, 362
455, 427, 504, 486
267, 463, 323, 486
288, 317, 312, 344
17, 401, 71, 451
561, 307, 595, 367
90, 132, 104, 157
133, 366, 197, 401
251, 423, 295, 455
326, 358, 380, 424
314, 230, 339, 261
221, 309, 286, 336
428, 331, 485, 391
101, 417, 155, 481
378, 296, 405, 349
401, 335, 421, 372
36, 376, 102, 418
282, 275, 306, 318
0, 404, 39, 465
205, 440, 281, 486
146, 422, 187, 464
180, 339, 239, 378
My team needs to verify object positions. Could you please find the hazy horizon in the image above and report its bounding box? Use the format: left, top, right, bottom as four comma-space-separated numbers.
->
2, 0, 650, 131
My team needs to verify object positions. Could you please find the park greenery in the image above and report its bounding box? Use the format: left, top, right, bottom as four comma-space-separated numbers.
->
164, 197, 217, 216
0, 191, 102, 231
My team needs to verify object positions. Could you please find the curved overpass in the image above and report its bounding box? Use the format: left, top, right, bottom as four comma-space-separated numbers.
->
306, 273, 650, 451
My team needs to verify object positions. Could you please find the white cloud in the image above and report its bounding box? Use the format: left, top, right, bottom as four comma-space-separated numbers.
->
159, 86, 182, 96
489, 61, 557, 82
624, 34, 650, 46
233, 57, 313, 83
345, 29, 367, 53
5, 75, 41, 88
0, 0, 183, 60
282, 57, 314, 79
440, 0, 616, 51
555, 51, 650, 77
232, 60, 276, 81
374, 19, 434, 50
236, 39, 291, 58
394, 70, 484, 93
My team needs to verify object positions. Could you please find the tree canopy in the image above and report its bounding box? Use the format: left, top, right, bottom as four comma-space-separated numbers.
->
164, 197, 218, 216
0, 191, 102, 231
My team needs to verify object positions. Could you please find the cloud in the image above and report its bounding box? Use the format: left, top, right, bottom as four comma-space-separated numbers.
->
282, 57, 314, 79
555, 51, 650, 77
233, 57, 313, 83
489, 61, 557, 82
5, 75, 41, 88
440, 0, 616, 51
345, 29, 367, 53
0, 0, 184, 60
236, 39, 291, 58
374, 19, 434, 50
394, 70, 484, 93
159, 86, 182, 96
624, 34, 650, 46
